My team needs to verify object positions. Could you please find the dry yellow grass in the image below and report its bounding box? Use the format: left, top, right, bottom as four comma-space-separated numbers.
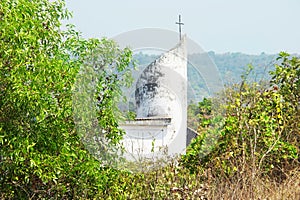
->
206, 168, 300, 200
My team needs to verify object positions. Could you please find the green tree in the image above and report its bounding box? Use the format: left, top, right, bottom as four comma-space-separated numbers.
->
0, 0, 133, 198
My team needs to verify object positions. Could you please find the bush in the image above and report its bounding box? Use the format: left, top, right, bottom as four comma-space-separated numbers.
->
183, 54, 299, 181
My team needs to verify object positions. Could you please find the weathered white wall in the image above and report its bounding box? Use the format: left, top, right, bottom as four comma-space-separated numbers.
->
120, 36, 187, 160
121, 118, 170, 156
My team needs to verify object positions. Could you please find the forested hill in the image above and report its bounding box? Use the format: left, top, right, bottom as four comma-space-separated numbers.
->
207, 51, 278, 83
134, 51, 278, 84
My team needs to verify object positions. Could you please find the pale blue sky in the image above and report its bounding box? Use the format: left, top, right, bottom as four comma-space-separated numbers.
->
65, 0, 300, 54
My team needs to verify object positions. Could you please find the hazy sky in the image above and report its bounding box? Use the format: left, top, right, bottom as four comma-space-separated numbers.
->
65, 0, 300, 54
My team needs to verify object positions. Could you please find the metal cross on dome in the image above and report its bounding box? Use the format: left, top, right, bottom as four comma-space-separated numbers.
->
176, 15, 184, 41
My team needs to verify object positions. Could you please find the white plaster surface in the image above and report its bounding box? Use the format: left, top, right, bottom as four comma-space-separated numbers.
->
120, 36, 187, 160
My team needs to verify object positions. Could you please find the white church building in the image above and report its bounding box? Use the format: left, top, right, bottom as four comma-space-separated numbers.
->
120, 36, 197, 161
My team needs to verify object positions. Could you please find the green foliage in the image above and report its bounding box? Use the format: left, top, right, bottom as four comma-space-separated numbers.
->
187, 98, 212, 131
0, 0, 133, 198
183, 56, 299, 180
270, 52, 300, 134
72, 38, 134, 167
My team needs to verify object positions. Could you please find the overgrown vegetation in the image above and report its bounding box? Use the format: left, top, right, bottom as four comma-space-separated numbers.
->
183, 53, 299, 199
1, 0, 299, 199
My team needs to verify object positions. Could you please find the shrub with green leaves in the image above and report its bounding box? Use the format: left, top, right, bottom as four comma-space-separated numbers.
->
183, 54, 299, 180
